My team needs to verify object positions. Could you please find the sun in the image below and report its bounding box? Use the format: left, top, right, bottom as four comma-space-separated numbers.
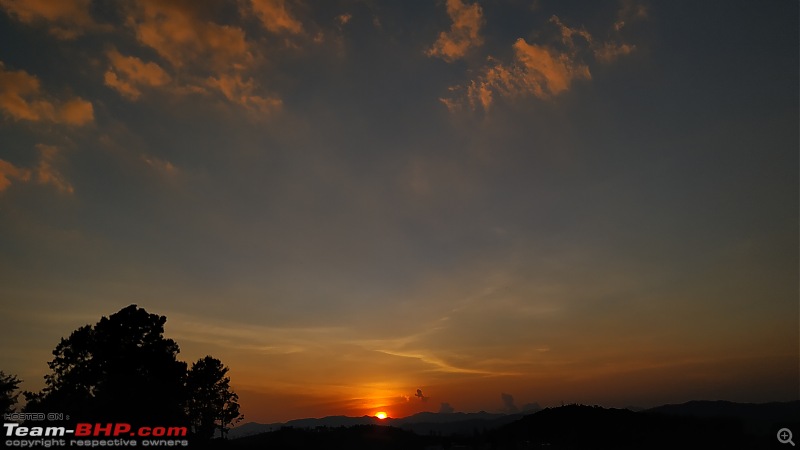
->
375, 411, 388, 420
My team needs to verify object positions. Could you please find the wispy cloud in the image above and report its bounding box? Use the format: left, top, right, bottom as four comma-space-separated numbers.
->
206, 74, 283, 116
0, 62, 93, 125
34, 144, 74, 194
0, 0, 98, 39
427, 0, 484, 62
442, 7, 643, 111
453, 37, 591, 111
104, 49, 171, 100
0, 159, 31, 192
248, 0, 304, 35
127, 0, 252, 71
0, 144, 73, 194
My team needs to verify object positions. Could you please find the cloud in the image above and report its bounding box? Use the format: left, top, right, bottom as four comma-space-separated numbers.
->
511, 37, 591, 96
549, 15, 592, 48
415, 388, 429, 402
141, 154, 177, 175
427, 0, 484, 62
442, 10, 643, 112
456, 38, 591, 111
118, 1, 289, 116
0, 62, 93, 125
439, 402, 455, 413
206, 74, 282, 116
598, 1, 645, 62
248, 0, 303, 35
0, 144, 73, 194
0, 159, 31, 192
104, 50, 172, 100
614, 0, 648, 31
34, 144, 73, 193
501, 392, 518, 413
336, 13, 352, 26
56, 98, 94, 126
0, 0, 96, 39
594, 42, 636, 63
128, 0, 251, 71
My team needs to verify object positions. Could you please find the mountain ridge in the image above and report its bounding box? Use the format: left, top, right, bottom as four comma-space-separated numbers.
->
228, 399, 798, 440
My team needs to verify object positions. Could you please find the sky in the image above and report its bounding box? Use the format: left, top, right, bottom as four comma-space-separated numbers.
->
0, 0, 797, 424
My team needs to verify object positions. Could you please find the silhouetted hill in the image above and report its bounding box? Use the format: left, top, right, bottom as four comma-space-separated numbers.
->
398, 411, 523, 436
225, 420, 285, 438
225, 401, 798, 449
230, 424, 434, 450
489, 402, 798, 450
229, 410, 519, 438
647, 400, 799, 423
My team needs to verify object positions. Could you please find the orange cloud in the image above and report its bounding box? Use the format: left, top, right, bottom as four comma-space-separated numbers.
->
0, 159, 31, 192
119, 1, 288, 114
249, 0, 303, 35
34, 144, 74, 194
455, 39, 591, 111
57, 98, 93, 126
442, 11, 641, 112
0, 144, 73, 194
594, 42, 636, 63
614, 0, 647, 31
512, 38, 591, 96
549, 15, 592, 48
104, 49, 171, 100
0, 62, 93, 125
129, 0, 251, 71
0, 0, 95, 39
206, 74, 282, 116
427, 0, 484, 62
336, 13, 352, 26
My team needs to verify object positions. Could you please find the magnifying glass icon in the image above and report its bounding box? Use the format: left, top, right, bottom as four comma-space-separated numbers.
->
778, 428, 795, 446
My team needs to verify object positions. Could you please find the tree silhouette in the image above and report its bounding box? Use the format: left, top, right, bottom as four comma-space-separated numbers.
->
25, 305, 188, 426
1, 371, 21, 414
187, 356, 243, 440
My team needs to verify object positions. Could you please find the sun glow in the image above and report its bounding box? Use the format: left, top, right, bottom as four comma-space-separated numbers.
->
375, 412, 388, 420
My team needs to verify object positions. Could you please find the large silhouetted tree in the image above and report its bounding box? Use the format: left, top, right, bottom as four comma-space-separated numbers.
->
187, 356, 243, 440
25, 305, 188, 426
1, 371, 21, 414
25, 305, 244, 438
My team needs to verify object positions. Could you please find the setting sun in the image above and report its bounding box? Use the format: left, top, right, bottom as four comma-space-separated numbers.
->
375, 412, 387, 420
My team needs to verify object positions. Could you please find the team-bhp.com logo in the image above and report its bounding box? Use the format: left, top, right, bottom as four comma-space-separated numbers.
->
5, 422, 188, 437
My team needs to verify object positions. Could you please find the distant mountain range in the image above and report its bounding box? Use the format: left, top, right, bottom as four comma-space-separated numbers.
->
228, 400, 799, 444
228, 407, 541, 439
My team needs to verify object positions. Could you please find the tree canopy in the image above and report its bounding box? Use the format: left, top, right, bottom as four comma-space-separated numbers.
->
25, 305, 241, 439
1, 371, 21, 415
187, 356, 244, 439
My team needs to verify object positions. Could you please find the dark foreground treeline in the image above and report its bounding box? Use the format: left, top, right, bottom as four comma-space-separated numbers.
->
197, 402, 798, 450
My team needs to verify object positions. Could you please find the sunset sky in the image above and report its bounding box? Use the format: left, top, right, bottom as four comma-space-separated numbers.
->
0, 0, 797, 424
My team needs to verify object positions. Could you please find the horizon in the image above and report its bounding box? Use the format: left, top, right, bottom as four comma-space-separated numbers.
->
1, 0, 797, 426
225, 398, 800, 428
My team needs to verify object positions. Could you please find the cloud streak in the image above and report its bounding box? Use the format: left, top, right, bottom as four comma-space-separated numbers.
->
0, 0, 97, 39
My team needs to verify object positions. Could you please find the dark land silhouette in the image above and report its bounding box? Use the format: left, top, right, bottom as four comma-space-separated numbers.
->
13, 305, 242, 444
4, 306, 797, 449
222, 401, 799, 450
